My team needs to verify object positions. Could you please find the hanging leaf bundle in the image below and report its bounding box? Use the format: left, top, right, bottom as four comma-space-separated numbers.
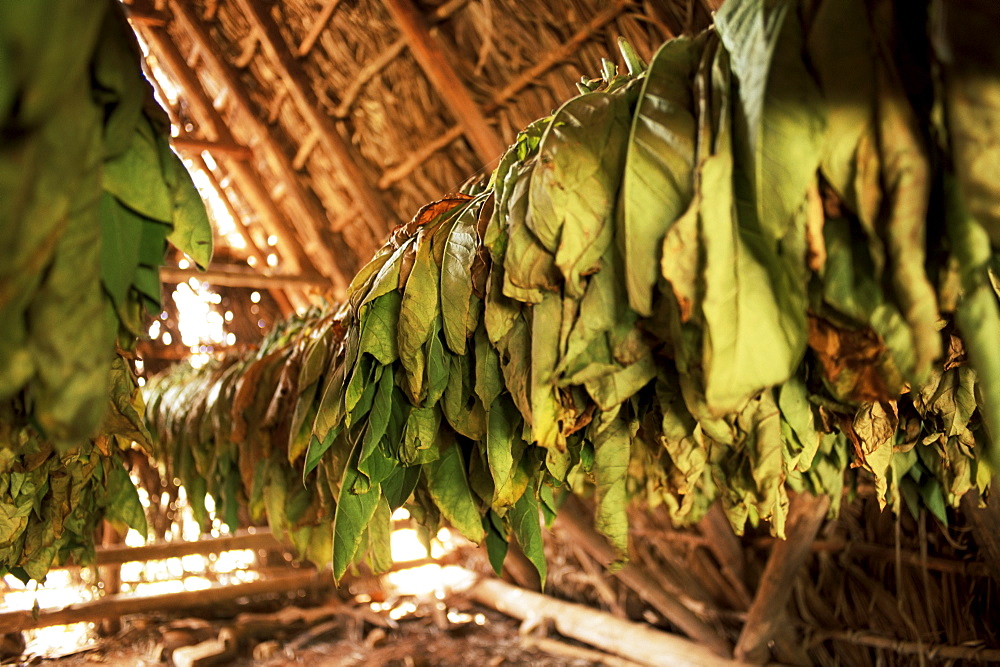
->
0, 0, 212, 580
143, 0, 998, 584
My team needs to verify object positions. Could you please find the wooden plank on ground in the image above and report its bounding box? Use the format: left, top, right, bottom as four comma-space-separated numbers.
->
471, 577, 747, 667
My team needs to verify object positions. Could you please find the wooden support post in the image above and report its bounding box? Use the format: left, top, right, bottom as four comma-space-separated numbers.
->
697, 502, 752, 609
734, 492, 830, 664
160, 266, 329, 290
167, 0, 354, 293
231, 0, 394, 246
554, 496, 731, 657
0, 571, 329, 633
139, 21, 311, 279
98, 521, 124, 636
381, 0, 507, 166
471, 577, 746, 667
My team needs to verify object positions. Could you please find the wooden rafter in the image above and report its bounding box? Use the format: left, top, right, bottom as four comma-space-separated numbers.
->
168, 0, 353, 294
137, 17, 311, 278
231, 0, 394, 247
382, 0, 507, 166
377, 0, 631, 190
188, 154, 268, 269
296, 0, 344, 57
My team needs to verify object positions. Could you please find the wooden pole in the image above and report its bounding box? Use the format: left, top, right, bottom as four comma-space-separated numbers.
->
381, 0, 507, 166
231, 0, 394, 246
734, 492, 830, 663
554, 496, 731, 657
470, 577, 747, 667
0, 571, 330, 633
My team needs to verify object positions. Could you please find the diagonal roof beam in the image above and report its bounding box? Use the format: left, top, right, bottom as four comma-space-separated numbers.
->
381, 0, 507, 167
168, 0, 353, 294
138, 18, 310, 279
231, 0, 395, 247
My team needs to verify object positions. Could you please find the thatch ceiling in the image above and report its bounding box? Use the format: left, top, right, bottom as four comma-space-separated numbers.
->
124, 0, 715, 318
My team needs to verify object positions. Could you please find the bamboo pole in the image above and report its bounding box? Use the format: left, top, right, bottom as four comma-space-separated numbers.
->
0, 571, 330, 633
381, 0, 507, 166
554, 496, 731, 657
470, 577, 747, 667
734, 492, 830, 663
170, 137, 253, 159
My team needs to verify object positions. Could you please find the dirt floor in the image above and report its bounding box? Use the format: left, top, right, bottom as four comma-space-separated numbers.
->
8, 594, 603, 667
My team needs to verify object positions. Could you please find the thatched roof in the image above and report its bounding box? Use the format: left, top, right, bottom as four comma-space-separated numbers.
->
124, 0, 715, 317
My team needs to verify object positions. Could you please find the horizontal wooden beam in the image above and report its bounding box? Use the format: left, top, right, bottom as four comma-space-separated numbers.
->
171, 136, 253, 159
0, 570, 329, 633
160, 266, 329, 289
93, 529, 285, 567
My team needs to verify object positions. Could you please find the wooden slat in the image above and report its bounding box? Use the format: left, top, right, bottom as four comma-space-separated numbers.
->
231, 0, 393, 249
160, 266, 329, 290
93, 529, 285, 567
168, 0, 353, 294
734, 493, 830, 663
381, 0, 506, 166
296, 0, 344, 57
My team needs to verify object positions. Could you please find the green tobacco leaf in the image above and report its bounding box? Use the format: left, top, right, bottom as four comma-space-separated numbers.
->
531, 293, 564, 452
528, 90, 633, 297
399, 230, 440, 400
591, 415, 631, 559
503, 164, 558, 305
333, 446, 382, 580
441, 202, 480, 353
621, 36, 700, 315
487, 395, 526, 510
103, 459, 146, 538
423, 434, 485, 543
510, 487, 547, 587
401, 406, 441, 466
358, 291, 401, 365
102, 117, 173, 223
483, 511, 508, 576
697, 47, 804, 414
160, 139, 213, 268
382, 465, 420, 510
99, 193, 143, 311
304, 427, 338, 477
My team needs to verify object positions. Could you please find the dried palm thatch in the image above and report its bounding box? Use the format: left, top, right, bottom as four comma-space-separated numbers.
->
124, 0, 714, 310
530, 487, 1000, 665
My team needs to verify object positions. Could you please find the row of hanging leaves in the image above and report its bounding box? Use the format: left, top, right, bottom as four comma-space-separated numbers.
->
145, 0, 999, 586
0, 0, 212, 581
